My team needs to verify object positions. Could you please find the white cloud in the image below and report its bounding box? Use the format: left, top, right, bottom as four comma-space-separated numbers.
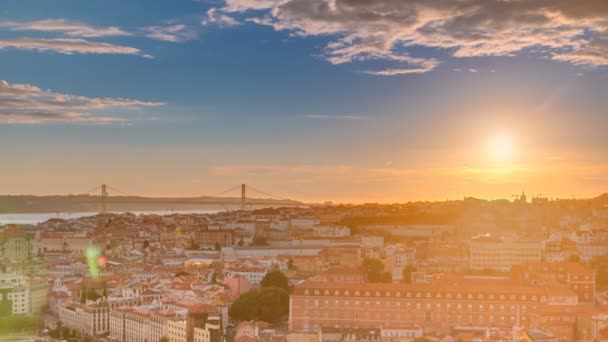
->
0, 38, 151, 57
0, 19, 131, 37
0, 80, 166, 124
214, 0, 608, 75
203, 8, 241, 27
143, 24, 198, 42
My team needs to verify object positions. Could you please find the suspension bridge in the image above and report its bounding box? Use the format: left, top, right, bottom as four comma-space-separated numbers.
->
82, 183, 301, 212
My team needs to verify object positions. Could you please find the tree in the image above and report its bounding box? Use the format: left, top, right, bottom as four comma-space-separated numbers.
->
287, 259, 296, 270
238, 238, 244, 246
251, 236, 269, 246
261, 271, 289, 291
402, 265, 416, 284
413, 338, 431, 342
361, 258, 391, 283
214, 242, 222, 252
142, 240, 150, 250
568, 254, 581, 263
159, 337, 169, 342
189, 239, 199, 250
229, 287, 289, 323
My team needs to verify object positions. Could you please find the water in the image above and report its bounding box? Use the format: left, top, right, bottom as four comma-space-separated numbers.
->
0, 210, 221, 225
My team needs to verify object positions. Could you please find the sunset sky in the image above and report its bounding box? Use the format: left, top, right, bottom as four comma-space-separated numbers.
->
1, 0, 607, 203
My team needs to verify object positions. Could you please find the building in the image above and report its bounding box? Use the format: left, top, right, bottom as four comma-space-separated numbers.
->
59, 300, 111, 337
311, 225, 351, 238
0, 271, 29, 315
385, 248, 416, 282
289, 278, 577, 333
193, 229, 234, 248
225, 267, 268, 285
290, 218, 321, 230
0, 226, 31, 262
512, 262, 596, 303
29, 279, 49, 313
470, 235, 541, 272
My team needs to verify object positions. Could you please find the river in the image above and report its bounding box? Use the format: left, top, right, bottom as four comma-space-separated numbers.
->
0, 210, 222, 225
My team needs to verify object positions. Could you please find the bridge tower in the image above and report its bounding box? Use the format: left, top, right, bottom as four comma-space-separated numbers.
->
241, 184, 246, 211
101, 184, 109, 213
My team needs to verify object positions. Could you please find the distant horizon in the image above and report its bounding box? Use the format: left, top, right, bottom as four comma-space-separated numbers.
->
1, 190, 607, 205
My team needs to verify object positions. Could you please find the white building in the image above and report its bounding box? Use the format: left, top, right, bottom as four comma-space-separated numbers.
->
390, 248, 416, 282
0, 272, 29, 314
311, 225, 350, 238
225, 267, 268, 285
470, 236, 541, 272
59, 300, 111, 337
290, 218, 320, 230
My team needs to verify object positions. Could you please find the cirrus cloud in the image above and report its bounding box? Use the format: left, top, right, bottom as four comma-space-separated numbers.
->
0, 19, 131, 37
0, 37, 151, 57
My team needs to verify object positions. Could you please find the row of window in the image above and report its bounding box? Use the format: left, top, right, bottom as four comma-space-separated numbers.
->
301, 289, 546, 302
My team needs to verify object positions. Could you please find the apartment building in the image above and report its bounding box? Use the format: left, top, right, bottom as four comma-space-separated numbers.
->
289, 278, 577, 333
0, 271, 29, 315
470, 235, 541, 271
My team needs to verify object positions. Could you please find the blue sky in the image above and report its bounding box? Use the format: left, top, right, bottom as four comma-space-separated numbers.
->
1, 0, 607, 202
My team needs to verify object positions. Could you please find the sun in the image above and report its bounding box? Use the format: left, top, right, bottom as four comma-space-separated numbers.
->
488, 133, 514, 162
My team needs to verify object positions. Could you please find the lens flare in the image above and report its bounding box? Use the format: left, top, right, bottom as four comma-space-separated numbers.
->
85, 246, 102, 279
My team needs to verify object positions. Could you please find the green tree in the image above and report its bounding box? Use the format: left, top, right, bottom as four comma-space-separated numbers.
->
402, 265, 416, 284
413, 338, 430, 342
261, 271, 289, 291
251, 236, 269, 246
361, 258, 390, 283
568, 254, 581, 263
159, 337, 169, 342
229, 288, 258, 321
214, 242, 222, 252
256, 286, 290, 323
287, 259, 296, 270
229, 287, 289, 323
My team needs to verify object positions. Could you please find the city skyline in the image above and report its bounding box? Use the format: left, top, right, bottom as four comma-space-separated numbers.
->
1, 0, 608, 202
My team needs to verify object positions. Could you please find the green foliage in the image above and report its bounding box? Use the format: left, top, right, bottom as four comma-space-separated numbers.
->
597, 269, 608, 288
251, 236, 269, 246
261, 271, 289, 291
159, 337, 169, 342
402, 265, 416, 284
229, 286, 289, 323
361, 258, 391, 283
287, 259, 296, 270
568, 254, 581, 263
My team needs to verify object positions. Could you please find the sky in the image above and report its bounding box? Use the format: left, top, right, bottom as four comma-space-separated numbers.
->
0, 0, 607, 203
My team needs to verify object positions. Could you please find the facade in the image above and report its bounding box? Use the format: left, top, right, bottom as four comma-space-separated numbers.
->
290, 218, 321, 230
289, 279, 578, 333
387, 248, 416, 282
193, 229, 234, 248
0, 271, 29, 315
225, 267, 268, 285
470, 236, 541, 271
60, 301, 111, 337
512, 262, 596, 303
29, 279, 49, 313
0, 229, 31, 262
